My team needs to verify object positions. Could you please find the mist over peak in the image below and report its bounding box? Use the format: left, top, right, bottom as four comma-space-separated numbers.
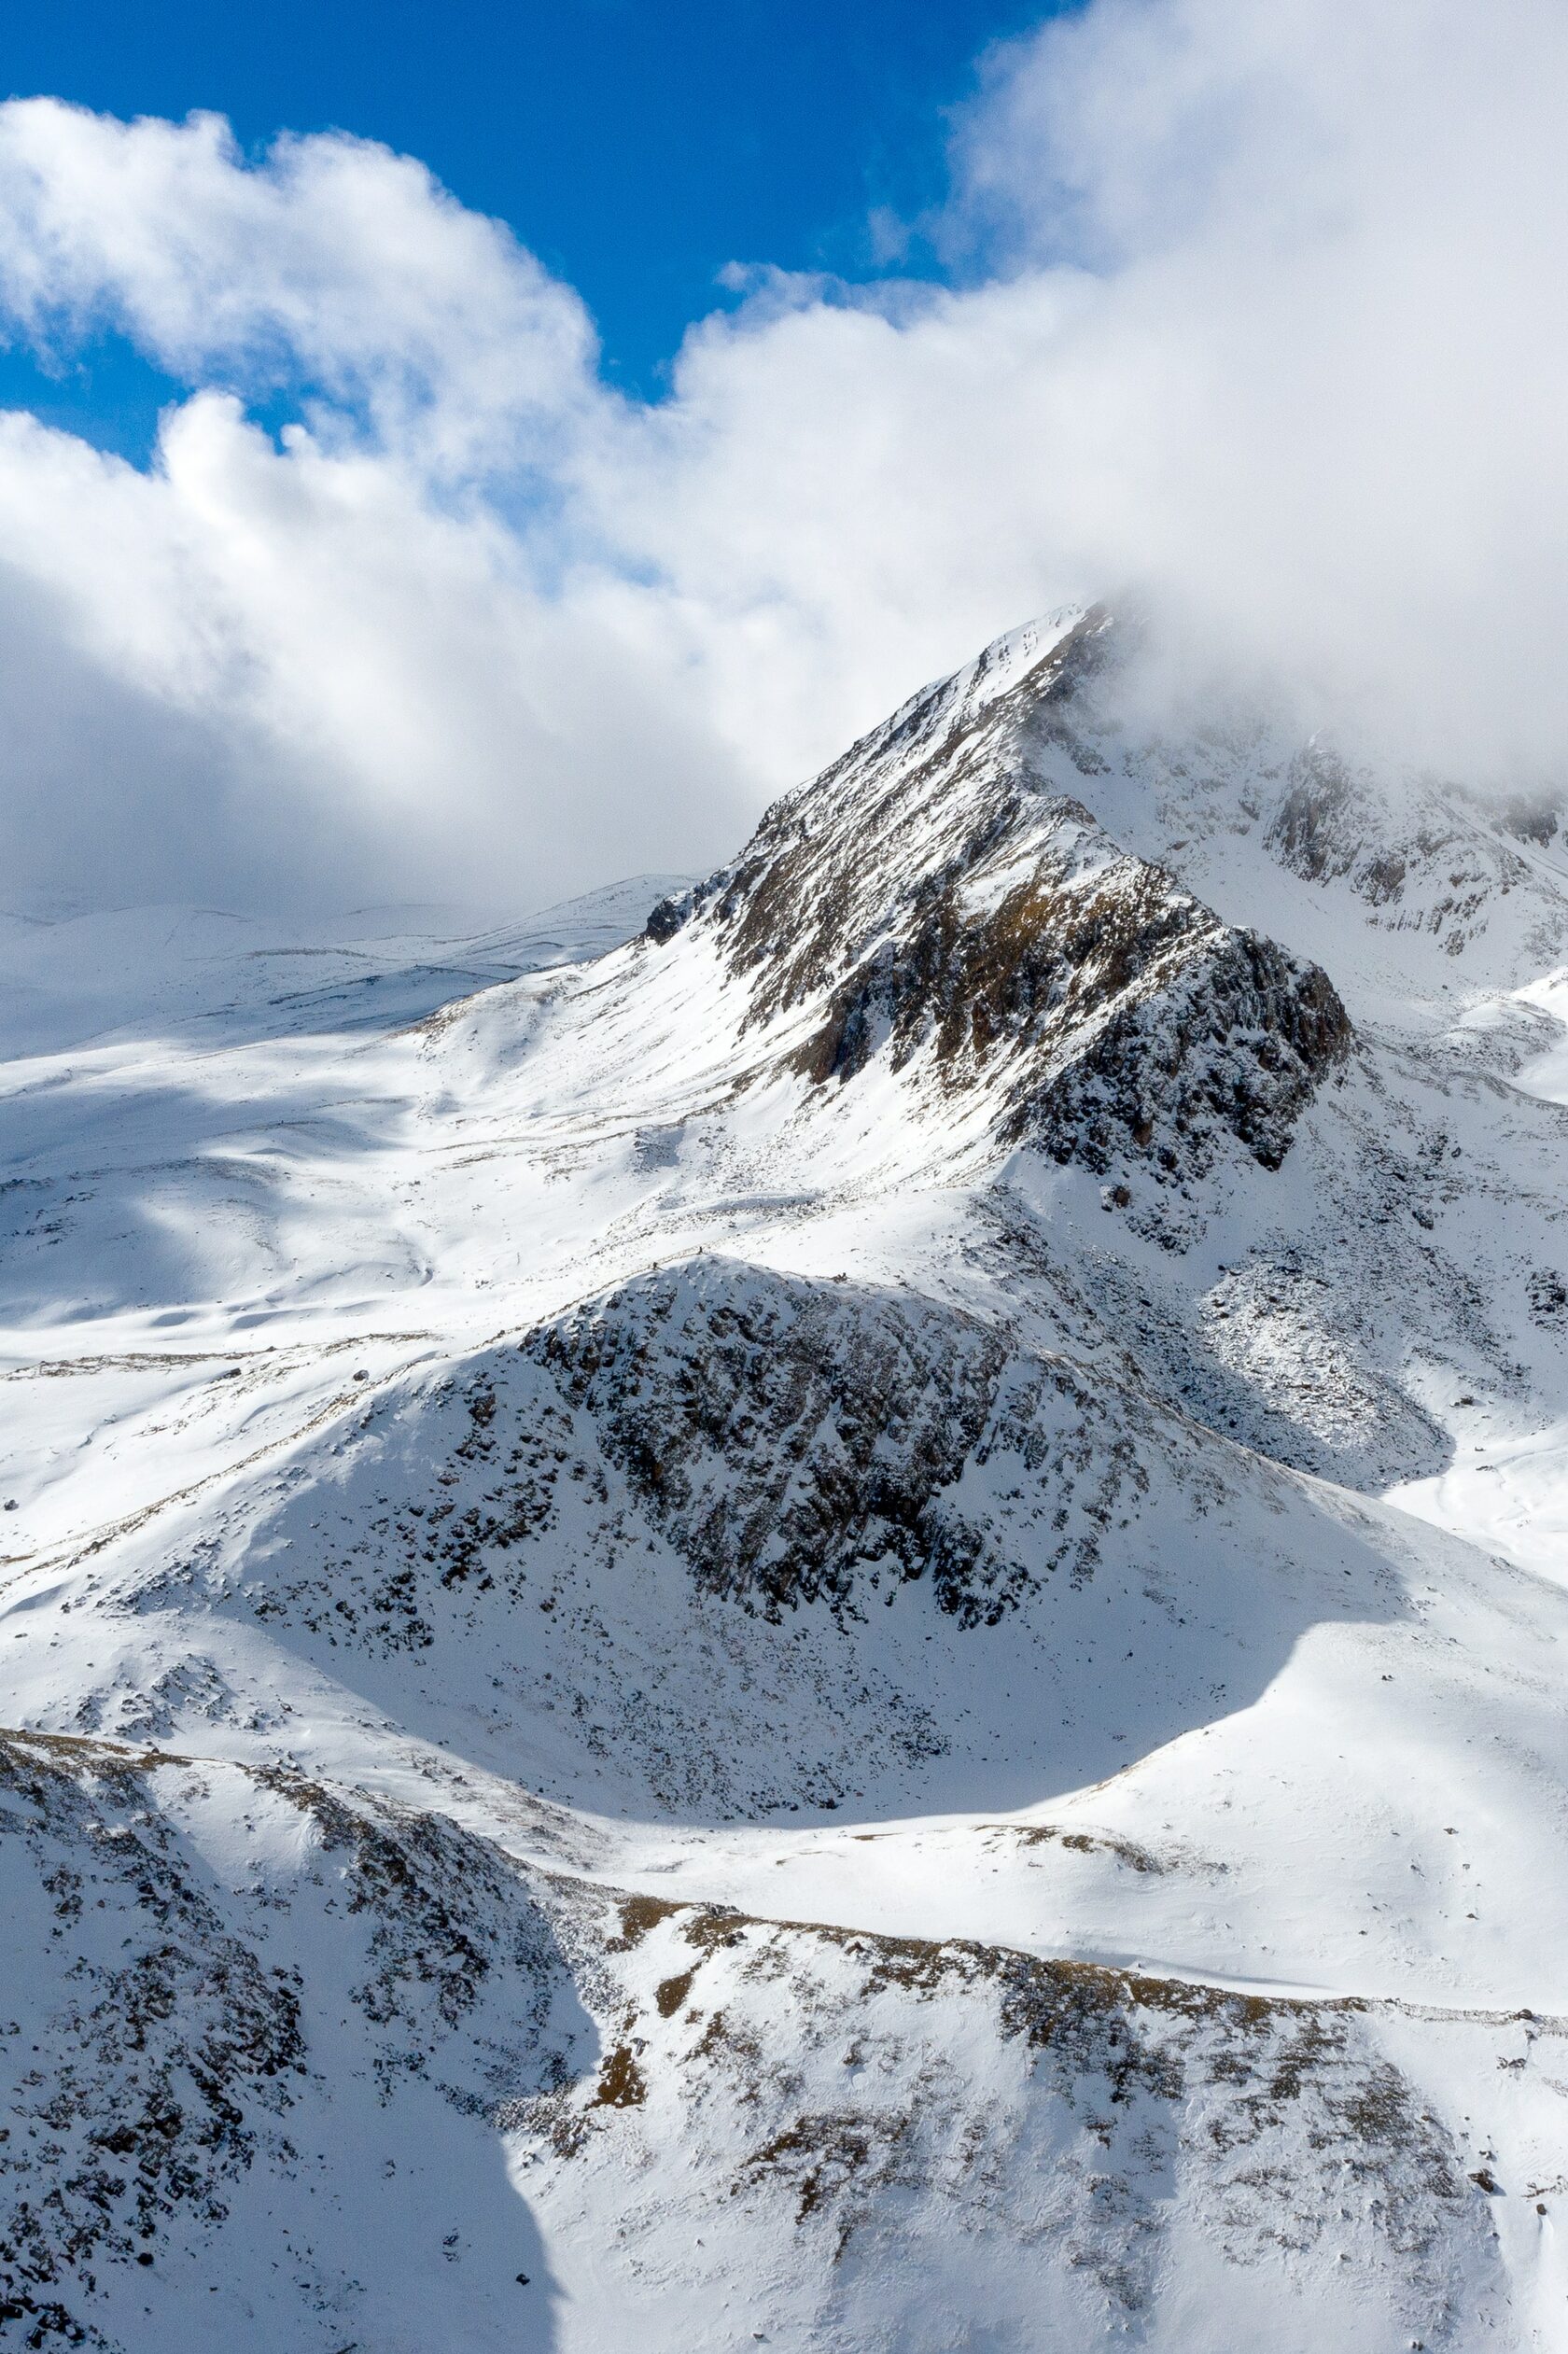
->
0, 0, 1555, 914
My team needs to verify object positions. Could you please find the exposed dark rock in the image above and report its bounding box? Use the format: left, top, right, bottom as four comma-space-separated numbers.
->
526, 1258, 1157, 1627
0, 1730, 572, 2331
671, 607, 1349, 1185
1266, 738, 1559, 960
644, 890, 693, 946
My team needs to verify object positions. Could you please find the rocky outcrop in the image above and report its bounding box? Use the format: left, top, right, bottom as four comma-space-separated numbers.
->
651, 608, 1351, 1187
1267, 737, 1568, 964
794, 822, 1351, 1177
526, 1258, 1155, 1627
0, 1730, 573, 2347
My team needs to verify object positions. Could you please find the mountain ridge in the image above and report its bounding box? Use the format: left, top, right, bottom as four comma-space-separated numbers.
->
3, 608, 1568, 2347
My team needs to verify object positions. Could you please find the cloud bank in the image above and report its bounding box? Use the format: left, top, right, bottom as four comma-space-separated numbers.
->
0, 0, 1564, 916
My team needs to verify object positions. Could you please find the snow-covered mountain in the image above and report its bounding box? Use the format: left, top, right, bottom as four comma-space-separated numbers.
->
5, 605, 1568, 2350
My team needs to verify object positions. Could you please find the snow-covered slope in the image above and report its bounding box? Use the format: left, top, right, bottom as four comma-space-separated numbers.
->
4, 609, 1568, 2349
0, 876, 691, 1057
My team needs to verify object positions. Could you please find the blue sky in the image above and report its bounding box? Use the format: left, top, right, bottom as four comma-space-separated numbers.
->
0, 0, 1071, 455
0, 0, 1554, 922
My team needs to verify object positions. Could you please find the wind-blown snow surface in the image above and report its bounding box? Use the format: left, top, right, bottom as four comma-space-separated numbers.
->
4, 612, 1568, 2349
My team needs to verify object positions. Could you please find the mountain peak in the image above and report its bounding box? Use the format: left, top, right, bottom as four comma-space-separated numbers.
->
649, 600, 1349, 1197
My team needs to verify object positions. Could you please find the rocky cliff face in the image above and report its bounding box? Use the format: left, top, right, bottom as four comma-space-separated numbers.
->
529, 1260, 1156, 1627
1265, 737, 1565, 961
649, 608, 1351, 1190
0, 1729, 575, 2350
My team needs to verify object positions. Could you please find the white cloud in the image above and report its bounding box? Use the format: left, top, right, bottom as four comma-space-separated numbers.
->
940, 0, 1568, 765
0, 103, 597, 473
0, 6, 1562, 918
